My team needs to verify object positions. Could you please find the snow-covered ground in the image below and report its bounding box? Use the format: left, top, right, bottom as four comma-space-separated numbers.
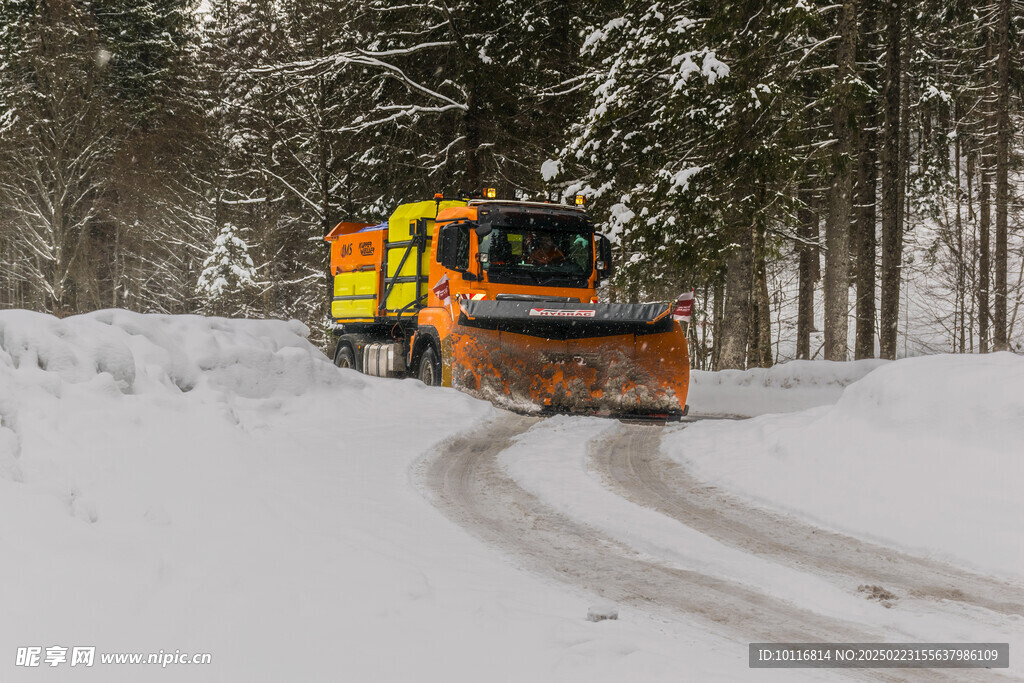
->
2, 310, 1020, 680
0, 310, 774, 681
671, 353, 1024, 580
688, 358, 887, 417
499, 357, 1023, 677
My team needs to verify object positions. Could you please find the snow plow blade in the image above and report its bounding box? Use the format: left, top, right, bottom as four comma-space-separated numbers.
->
448, 300, 689, 418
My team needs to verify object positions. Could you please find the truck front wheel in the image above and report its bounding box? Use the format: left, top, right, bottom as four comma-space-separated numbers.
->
417, 346, 441, 386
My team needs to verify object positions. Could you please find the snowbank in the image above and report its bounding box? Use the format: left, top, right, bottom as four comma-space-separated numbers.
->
0, 310, 757, 682
0, 309, 337, 398
688, 359, 887, 417
667, 353, 1024, 580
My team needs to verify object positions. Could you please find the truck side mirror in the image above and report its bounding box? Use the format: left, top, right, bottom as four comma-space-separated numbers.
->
596, 234, 615, 282
437, 224, 462, 270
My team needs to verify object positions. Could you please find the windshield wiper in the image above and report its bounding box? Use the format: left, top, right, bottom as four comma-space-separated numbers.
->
512, 268, 545, 284
533, 271, 589, 287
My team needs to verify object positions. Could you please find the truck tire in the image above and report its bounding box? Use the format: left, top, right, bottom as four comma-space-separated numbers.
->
417, 345, 441, 386
334, 342, 357, 370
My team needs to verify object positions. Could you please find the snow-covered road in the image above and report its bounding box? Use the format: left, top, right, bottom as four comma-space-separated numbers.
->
595, 423, 1024, 618
422, 415, 880, 644
422, 413, 1021, 681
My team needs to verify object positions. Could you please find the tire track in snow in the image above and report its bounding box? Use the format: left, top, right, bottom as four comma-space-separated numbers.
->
420, 413, 972, 682
591, 422, 1024, 619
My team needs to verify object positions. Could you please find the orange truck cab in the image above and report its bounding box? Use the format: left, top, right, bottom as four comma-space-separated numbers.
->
325, 195, 689, 417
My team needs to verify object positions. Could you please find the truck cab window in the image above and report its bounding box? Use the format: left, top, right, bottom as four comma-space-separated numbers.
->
480, 227, 592, 289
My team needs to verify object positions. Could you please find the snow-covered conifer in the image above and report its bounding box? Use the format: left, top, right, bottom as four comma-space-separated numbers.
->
196, 222, 258, 316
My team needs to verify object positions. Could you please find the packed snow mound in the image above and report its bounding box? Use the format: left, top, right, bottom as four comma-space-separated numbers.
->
831, 353, 1024, 448
0, 309, 344, 398
688, 358, 887, 417
667, 353, 1024, 580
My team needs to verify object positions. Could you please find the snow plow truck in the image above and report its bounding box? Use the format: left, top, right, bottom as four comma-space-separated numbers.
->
325, 192, 689, 418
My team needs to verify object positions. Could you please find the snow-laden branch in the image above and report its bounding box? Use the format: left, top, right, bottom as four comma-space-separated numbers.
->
357, 41, 453, 58
257, 44, 466, 113
259, 166, 324, 216
340, 102, 466, 133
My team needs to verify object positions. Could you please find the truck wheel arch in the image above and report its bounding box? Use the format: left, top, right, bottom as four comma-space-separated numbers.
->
411, 326, 445, 385
334, 333, 377, 373
334, 341, 356, 369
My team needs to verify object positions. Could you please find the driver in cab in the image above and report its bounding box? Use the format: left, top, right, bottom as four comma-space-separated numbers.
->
524, 232, 565, 265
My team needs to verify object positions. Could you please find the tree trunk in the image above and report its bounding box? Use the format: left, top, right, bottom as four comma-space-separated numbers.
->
854, 0, 877, 359
693, 282, 711, 370
855, 99, 878, 359
316, 12, 331, 236
319, 77, 331, 235
898, 26, 911, 356
978, 32, 994, 353
464, 88, 482, 191
954, 115, 966, 354
719, 235, 752, 370
796, 188, 818, 360
748, 225, 773, 368
712, 279, 725, 370
993, 0, 1010, 351
824, 0, 856, 362
757, 248, 773, 367
879, 0, 902, 359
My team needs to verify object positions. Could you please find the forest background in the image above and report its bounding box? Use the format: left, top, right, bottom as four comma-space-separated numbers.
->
1, 0, 1022, 368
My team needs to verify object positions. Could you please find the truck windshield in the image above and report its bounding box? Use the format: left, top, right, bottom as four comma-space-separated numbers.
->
480, 228, 593, 288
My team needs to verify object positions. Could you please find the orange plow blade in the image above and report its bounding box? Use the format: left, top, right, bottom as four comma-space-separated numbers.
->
448, 301, 689, 417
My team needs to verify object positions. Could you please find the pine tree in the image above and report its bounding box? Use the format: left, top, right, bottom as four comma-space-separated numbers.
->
0, 0, 114, 313
0, 0, 205, 314
94, 0, 206, 314
559, 1, 842, 368
196, 221, 258, 316
555, 2, 732, 301
93, 0, 198, 125
204, 0, 307, 321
